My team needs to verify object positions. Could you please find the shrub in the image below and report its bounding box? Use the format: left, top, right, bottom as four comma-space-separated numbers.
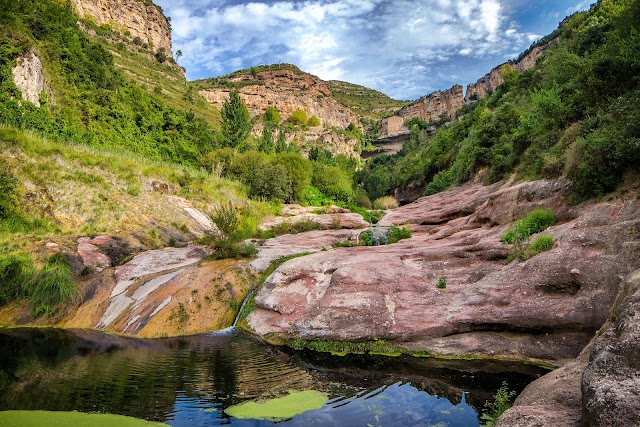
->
355, 188, 372, 209
501, 208, 557, 244
436, 277, 447, 289
373, 196, 399, 210
267, 218, 321, 236
308, 115, 320, 127
312, 163, 354, 203
387, 226, 412, 243
290, 110, 308, 126
360, 226, 411, 246
264, 107, 281, 123
527, 234, 555, 257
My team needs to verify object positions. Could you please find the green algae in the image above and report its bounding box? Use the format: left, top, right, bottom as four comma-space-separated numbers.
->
222, 390, 328, 421
0, 411, 167, 426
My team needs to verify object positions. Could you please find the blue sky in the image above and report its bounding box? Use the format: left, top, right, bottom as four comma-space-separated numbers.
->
155, 0, 593, 100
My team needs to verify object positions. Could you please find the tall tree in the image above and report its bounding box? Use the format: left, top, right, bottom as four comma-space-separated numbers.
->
221, 89, 251, 149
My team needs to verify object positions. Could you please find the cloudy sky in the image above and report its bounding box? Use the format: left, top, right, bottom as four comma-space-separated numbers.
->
155, 0, 592, 100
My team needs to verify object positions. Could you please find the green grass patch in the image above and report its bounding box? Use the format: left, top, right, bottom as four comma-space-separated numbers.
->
501, 208, 557, 244
0, 410, 166, 427
222, 390, 328, 421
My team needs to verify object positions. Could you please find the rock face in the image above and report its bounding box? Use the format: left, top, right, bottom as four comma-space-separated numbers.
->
465, 41, 555, 102
581, 269, 640, 426
60, 245, 256, 337
379, 85, 463, 138
247, 179, 640, 366
71, 0, 173, 55
11, 51, 45, 107
199, 68, 359, 129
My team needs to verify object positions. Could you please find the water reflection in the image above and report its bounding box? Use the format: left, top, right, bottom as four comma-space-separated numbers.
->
0, 328, 547, 426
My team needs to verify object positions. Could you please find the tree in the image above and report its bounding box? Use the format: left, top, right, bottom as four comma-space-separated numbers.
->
264, 106, 281, 123
176, 49, 183, 61
275, 127, 288, 153
221, 89, 251, 149
258, 122, 274, 153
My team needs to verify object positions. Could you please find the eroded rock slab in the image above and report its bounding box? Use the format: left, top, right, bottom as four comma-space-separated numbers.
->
248, 179, 640, 365
249, 229, 361, 272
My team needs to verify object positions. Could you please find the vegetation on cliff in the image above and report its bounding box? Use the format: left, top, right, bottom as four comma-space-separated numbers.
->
357, 0, 640, 201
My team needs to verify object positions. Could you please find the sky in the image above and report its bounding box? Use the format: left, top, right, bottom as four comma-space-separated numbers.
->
154, 0, 593, 100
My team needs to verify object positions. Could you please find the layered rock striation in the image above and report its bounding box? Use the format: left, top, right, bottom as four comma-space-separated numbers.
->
199, 68, 359, 129
247, 179, 640, 367
71, 0, 173, 55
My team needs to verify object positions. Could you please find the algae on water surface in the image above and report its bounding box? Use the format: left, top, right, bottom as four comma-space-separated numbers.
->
222, 390, 328, 421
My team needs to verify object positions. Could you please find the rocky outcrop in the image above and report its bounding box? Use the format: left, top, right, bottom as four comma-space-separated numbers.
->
379, 85, 463, 139
582, 269, 640, 426
199, 68, 359, 129
11, 51, 45, 107
71, 0, 173, 55
247, 179, 640, 366
59, 245, 256, 337
465, 41, 556, 102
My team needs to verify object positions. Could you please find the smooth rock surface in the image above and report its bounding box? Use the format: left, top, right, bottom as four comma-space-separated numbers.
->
248, 179, 640, 365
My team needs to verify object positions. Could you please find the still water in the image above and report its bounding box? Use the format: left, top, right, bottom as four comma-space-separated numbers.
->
0, 328, 547, 426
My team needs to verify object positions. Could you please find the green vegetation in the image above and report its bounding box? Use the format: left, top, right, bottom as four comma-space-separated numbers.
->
289, 109, 308, 126
223, 390, 328, 421
329, 80, 410, 119
501, 208, 557, 244
202, 203, 259, 260
0, 410, 167, 427
436, 277, 447, 289
259, 218, 322, 238
221, 89, 251, 149
357, 0, 640, 202
502, 208, 557, 262
480, 382, 516, 427
0, 0, 217, 167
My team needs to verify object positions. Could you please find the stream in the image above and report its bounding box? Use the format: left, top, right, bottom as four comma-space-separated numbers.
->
0, 327, 548, 426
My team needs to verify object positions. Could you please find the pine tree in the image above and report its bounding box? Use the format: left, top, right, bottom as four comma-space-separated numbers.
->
221, 89, 251, 149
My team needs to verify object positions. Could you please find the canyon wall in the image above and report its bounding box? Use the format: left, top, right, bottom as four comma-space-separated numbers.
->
199, 69, 360, 129
71, 0, 173, 55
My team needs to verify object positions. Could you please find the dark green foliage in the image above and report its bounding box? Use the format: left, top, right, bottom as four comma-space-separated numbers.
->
436, 277, 447, 289
501, 208, 557, 244
358, 0, 640, 201
258, 121, 274, 153
264, 106, 281, 124
388, 226, 412, 243
221, 89, 251, 149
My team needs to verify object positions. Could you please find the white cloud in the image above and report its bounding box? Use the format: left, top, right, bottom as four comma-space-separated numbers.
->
155, 0, 552, 99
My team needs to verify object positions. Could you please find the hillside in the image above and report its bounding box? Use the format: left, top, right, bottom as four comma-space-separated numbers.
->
328, 80, 410, 120
358, 0, 640, 204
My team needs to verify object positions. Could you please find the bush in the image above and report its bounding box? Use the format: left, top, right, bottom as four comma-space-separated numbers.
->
360, 226, 411, 246
355, 188, 372, 209
388, 226, 412, 243
501, 208, 557, 244
312, 163, 354, 203
308, 115, 320, 127
264, 107, 281, 123
267, 218, 321, 236
527, 234, 555, 257
290, 110, 308, 126
373, 196, 399, 210
436, 277, 447, 289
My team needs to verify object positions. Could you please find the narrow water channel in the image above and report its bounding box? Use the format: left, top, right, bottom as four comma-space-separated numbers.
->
0, 328, 548, 426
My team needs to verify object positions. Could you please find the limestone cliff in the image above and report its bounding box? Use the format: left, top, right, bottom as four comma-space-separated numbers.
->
465, 40, 556, 102
71, 0, 173, 55
198, 67, 360, 129
11, 51, 45, 107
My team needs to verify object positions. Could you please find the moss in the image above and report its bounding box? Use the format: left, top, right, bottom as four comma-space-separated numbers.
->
281, 338, 557, 370
222, 390, 328, 421
0, 411, 166, 426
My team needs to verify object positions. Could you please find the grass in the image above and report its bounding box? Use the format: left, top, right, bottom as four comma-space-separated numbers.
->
328, 80, 410, 119
259, 218, 322, 238
480, 382, 516, 427
501, 208, 557, 245
29, 253, 77, 317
